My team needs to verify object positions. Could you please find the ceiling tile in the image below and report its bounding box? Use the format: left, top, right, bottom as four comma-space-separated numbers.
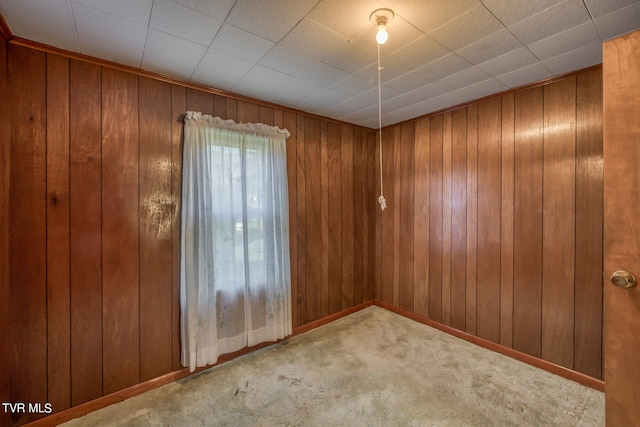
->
331, 86, 401, 116
150, 0, 222, 46
73, 3, 148, 51
380, 99, 443, 126
226, 0, 307, 42
391, 0, 478, 34
72, 0, 152, 26
428, 4, 505, 51
385, 54, 471, 92
453, 78, 509, 101
77, 32, 143, 68
528, 21, 601, 60
233, 65, 323, 106
508, 0, 592, 45
541, 42, 602, 74
583, 0, 640, 18
322, 43, 377, 74
439, 66, 491, 89
170, 0, 236, 19
593, 2, 640, 41
306, 0, 387, 39
475, 47, 539, 75
0, 0, 79, 52
387, 35, 450, 70
494, 61, 553, 88
198, 48, 255, 79
141, 29, 207, 79
260, 45, 350, 86
191, 65, 243, 92
456, 29, 523, 65
480, 0, 565, 26
279, 18, 349, 60
383, 82, 450, 111
298, 88, 352, 113
331, 60, 409, 95
212, 24, 275, 62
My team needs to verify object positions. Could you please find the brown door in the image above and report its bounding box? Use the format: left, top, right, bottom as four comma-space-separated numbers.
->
603, 29, 640, 426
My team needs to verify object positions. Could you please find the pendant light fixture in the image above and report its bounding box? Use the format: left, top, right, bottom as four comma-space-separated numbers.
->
369, 8, 394, 211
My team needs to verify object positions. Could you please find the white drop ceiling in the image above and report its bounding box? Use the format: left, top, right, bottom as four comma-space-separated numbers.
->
1, 0, 639, 128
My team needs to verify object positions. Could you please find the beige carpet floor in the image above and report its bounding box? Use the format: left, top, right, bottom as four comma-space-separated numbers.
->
63, 306, 604, 426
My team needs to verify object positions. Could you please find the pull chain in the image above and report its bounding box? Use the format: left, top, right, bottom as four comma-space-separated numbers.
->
377, 42, 386, 211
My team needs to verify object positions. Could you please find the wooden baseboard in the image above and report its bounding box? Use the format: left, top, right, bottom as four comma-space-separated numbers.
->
374, 300, 605, 392
26, 299, 602, 425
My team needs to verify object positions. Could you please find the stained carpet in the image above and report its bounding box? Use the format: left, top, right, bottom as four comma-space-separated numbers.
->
62, 306, 604, 426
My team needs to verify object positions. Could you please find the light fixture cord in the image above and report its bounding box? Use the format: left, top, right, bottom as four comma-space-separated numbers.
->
377, 42, 387, 211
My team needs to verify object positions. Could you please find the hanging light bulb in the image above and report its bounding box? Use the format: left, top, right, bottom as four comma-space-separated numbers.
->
370, 8, 394, 45
376, 22, 388, 44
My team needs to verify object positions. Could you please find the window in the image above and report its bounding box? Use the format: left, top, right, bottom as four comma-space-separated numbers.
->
180, 112, 292, 372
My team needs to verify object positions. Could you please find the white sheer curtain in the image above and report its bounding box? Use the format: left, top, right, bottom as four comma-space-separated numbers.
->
180, 111, 292, 372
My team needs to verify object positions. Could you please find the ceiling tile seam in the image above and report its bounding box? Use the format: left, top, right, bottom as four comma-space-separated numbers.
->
186, 1, 238, 81
478, 0, 554, 77
139, 0, 156, 69
579, 0, 604, 42
66, 0, 82, 55
225, 10, 323, 93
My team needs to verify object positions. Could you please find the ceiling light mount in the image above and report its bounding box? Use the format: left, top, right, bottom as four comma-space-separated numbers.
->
369, 8, 394, 45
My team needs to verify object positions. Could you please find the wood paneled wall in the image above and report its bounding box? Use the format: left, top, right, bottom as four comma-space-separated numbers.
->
3, 43, 375, 425
1, 30, 12, 427
2, 37, 605, 426
376, 67, 604, 379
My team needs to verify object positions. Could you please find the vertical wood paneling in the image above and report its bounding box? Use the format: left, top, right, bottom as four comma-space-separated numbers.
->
6, 42, 381, 420
429, 115, 443, 322
574, 68, 603, 379
380, 128, 394, 304
69, 59, 103, 406
327, 122, 343, 314
294, 114, 306, 325
213, 94, 226, 117
342, 125, 355, 309
283, 112, 298, 328
353, 129, 364, 305
226, 98, 238, 121
500, 94, 515, 348
101, 68, 140, 394
365, 132, 377, 301
8, 44, 47, 425
476, 98, 502, 342
413, 118, 430, 317
0, 33, 9, 427
139, 77, 173, 381
450, 108, 467, 331
304, 118, 322, 322
259, 105, 274, 126
392, 128, 401, 306
513, 87, 544, 358
320, 121, 329, 316
399, 122, 415, 312
46, 53, 71, 412
171, 84, 186, 371
238, 100, 259, 123
465, 105, 478, 335
6, 37, 606, 420
542, 77, 576, 368
441, 113, 452, 325
186, 88, 213, 115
